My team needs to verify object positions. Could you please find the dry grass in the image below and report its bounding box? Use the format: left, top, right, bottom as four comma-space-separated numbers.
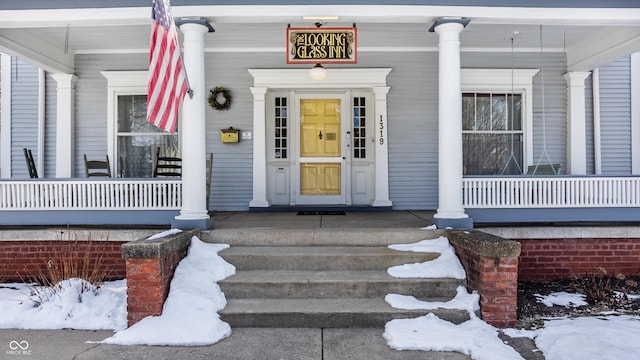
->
27, 232, 114, 306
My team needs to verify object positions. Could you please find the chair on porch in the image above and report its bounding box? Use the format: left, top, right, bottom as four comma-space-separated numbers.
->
153, 147, 182, 177
527, 164, 561, 175
84, 154, 112, 177
23, 148, 38, 178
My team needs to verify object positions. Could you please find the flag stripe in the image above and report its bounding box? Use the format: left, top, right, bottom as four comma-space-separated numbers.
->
147, 0, 188, 134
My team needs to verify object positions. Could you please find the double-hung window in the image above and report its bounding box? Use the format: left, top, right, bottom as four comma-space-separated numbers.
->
461, 68, 539, 176
462, 92, 522, 175
103, 71, 180, 178
117, 95, 179, 177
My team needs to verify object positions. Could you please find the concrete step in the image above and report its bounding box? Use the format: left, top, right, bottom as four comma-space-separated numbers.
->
219, 246, 439, 271
204, 228, 442, 246
220, 270, 464, 299
220, 298, 471, 328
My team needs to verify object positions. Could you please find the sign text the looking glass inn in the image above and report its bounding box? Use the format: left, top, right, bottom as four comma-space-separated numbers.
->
287, 27, 357, 64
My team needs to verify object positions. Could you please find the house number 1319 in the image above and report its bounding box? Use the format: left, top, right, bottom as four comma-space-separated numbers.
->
379, 115, 384, 145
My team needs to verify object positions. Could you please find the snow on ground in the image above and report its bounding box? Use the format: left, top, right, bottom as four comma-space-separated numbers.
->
385, 285, 479, 314
383, 235, 640, 360
533, 315, 640, 360
2, 233, 640, 358
535, 291, 588, 308
147, 228, 182, 240
0, 279, 127, 330
385, 314, 524, 360
387, 236, 466, 279
103, 237, 235, 346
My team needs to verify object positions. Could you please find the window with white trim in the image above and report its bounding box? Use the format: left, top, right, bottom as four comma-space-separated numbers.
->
117, 95, 179, 177
102, 71, 180, 178
462, 92, 522, 175
274, 96, 288, 159
461, 68, 539, 176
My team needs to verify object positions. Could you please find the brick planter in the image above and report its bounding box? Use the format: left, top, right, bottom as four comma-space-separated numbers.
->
121, 229, 199, 326
446, 230, 521, 328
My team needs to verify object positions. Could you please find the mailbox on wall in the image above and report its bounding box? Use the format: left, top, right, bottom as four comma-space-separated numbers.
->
221, 127, 240, 143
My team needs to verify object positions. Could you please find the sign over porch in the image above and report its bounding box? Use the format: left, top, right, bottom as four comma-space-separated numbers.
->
287, 27, 357, 64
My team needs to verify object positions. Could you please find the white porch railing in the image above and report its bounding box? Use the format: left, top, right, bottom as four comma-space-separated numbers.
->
463, 176, 640, 208
0, 179, 182, 210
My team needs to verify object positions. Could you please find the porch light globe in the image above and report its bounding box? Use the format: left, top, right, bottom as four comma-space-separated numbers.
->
309, 64, 328, 81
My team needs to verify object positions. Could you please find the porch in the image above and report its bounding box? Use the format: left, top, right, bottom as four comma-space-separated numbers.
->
2, 175, 640, 226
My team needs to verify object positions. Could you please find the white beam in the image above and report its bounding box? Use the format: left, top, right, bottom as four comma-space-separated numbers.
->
0, 29, 74, 74
567, 27, 640, 72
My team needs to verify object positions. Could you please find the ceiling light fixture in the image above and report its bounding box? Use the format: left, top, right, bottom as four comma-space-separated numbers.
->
309, 63, 328, 81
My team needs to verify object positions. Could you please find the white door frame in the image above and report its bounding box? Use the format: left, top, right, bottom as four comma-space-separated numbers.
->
249, 68, 392, 208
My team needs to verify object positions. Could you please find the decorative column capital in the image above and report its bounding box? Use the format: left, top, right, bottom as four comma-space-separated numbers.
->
176, 17, 215, 33
372, 86, 390, 97
50, 73, 78, 88
250, 86, 268, 99
563, 71, 591, 86
429, 18, 470, 33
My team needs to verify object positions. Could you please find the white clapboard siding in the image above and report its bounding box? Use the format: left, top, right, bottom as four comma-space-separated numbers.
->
11, 58, 39, 178
599, 56, 632, 174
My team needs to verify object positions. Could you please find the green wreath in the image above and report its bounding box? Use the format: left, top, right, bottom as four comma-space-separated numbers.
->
208, 86, 232, 111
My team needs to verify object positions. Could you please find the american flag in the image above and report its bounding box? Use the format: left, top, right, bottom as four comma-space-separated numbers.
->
147, 0, 189, 134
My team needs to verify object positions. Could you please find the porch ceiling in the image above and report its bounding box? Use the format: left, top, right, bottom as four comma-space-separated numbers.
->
0, 5, 639, 74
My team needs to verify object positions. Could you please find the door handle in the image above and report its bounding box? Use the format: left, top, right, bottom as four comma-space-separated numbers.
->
318, 131, 323, 140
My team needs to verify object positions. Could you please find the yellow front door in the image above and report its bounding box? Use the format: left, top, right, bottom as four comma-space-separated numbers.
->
300, 99, 341, 196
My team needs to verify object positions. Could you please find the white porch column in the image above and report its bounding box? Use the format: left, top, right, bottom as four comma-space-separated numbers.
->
0, 54, 11, 178
51, 73, 78, 178
564, 71, 590, 175
372, 86, 392, 207
431, 19, 473, 229
173, 19, 214, 230
249, 86, 270, 207
631, 52, 640, 175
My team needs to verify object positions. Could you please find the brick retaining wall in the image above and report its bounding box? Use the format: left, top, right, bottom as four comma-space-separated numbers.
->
518, 238, 640, 281
121, 229, 199, 326
446, 230, 521, 328
0, 240, 126, 282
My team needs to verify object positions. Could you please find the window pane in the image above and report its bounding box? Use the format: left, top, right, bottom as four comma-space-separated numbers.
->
507, 94, 522, 130
476, 94, 491, 131
491, 94, 506, 130
118, 95, 164, 133
462, 94, 475, 130
118, 134, 179, 177
463, 133, 523, 175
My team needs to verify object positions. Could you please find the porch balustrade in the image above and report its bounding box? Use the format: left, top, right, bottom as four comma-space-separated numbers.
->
463, 176, 640, 208
2, 177, 639, 211
0, 179, 181, 210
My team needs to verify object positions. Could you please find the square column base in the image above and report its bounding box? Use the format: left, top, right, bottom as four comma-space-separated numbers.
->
434, 217, 474, 229
171, 218, 214, 230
